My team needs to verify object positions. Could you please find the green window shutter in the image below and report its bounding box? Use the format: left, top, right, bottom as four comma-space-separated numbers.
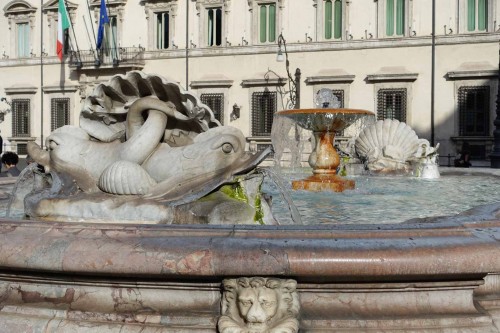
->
396, 0, 405, 35
386, 0, 394, 36
260, 5, 267, 43
478, 0, 487, 31
325, 0, 333, 39
208, 9, 214, 46
334, 0, 342, 39
467, 0, 476, 31
268, 4, 276, 42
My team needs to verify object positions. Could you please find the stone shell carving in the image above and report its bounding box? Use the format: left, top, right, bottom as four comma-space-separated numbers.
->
355, 119, 421, 172
80, 70, 220, 144
98, 160, 156, 195
218, 277, 300, 333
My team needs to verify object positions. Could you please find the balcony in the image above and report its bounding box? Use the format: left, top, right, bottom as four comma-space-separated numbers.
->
69, 46, 145, 70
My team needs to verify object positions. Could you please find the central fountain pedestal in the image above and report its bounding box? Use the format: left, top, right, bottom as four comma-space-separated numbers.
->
277, 108, 374, 192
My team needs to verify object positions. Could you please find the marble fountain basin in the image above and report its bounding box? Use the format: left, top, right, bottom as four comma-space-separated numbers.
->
0, 170, 499, 332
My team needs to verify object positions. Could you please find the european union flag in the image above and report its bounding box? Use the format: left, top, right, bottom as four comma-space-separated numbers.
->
96, 0, 109, 49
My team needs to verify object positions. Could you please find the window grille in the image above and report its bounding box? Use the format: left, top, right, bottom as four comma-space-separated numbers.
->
377, 89, 407, 122
324, 0, 343, 39
156, 12, 169, 49
252, 91, 277, 136
259, 3, 276, 43
12, 99, 30, 137
207, 7, 222, 46
51, 98, 70, 131
17, 143, 28, 155
200, 93, 224, 124
458, 86, 489, 136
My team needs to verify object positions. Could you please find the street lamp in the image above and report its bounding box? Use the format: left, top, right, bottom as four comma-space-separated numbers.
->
490, 41, 500, 168
276, 33, 301, 109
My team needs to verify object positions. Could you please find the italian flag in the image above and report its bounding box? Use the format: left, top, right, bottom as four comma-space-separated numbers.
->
57, 0, 70, 61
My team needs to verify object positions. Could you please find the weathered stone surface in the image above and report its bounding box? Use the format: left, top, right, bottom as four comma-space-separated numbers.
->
0, 217, 499, 331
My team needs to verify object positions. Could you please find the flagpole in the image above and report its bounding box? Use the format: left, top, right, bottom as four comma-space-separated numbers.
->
185, 0, 189, 90
65, 0, 82, 67
40, 0, 44, 149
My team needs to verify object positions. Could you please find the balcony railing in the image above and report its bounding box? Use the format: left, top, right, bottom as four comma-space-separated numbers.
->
69, 46, 145, 68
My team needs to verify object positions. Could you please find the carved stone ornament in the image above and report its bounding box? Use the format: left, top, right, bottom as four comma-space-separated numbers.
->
218, 277, 300, 333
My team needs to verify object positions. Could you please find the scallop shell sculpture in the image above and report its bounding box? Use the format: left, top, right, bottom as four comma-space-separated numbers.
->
355, 119, 421, 172
80, 71, 220, 144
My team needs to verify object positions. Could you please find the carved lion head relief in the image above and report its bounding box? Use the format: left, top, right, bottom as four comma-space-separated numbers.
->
218, 277, 300, 333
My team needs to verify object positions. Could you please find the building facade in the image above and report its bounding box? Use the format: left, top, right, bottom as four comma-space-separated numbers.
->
0, 0, 499, 163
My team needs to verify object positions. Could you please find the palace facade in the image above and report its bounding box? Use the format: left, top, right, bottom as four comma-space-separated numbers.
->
0, 0, 499, 163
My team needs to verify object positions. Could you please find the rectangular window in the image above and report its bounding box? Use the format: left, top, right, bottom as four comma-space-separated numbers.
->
252, 90, 277, 136
259, 3, 276, 43
104, 16, 118, 57
458, 86, 489, 136
386, 0, 405, 36
324, 0, 343, 40
377, 89, 407, 122
12, 99, 30, 137
200, 93, 224, 124
468, 0, 488, 31
156, 12, 169, 49
207, 7, 222, 46
17, 23, 30, 58
51, 98, 70, 131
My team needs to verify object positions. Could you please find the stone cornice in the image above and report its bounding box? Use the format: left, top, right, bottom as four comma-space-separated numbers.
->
4, 86, 38, 95
305, 75, 355, 85
190, 80, 233, 88
43, 85, 79, 93
446, 70, 499, 80
241, 78, 286, 87
366, 73, 419, 82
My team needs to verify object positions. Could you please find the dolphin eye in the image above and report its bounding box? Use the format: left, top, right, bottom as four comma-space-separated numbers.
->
221, 143, 233, 154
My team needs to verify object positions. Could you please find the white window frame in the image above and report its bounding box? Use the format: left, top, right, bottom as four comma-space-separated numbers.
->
91, 0, 126, 48
458, 0, 496, 33
143, 0, 178, 50
314, 0, 350, 41
3, 0, 37, 59
248, 0, 283, 45
43, 0, 78, 57
194, 0, 230, 47
375, 0, 413, 38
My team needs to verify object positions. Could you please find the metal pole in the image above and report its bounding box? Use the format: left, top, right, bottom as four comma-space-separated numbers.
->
294, 68, 301, 109
185, 0, 189, 90
490, 41, 500, 168
430, 0, 436, 147
40, 0, 44, 149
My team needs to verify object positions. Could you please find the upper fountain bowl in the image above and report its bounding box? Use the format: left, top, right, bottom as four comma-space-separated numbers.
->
277, 108, 375, 133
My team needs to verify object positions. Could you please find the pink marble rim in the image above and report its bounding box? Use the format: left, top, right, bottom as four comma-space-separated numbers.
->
277, 108, 375, 116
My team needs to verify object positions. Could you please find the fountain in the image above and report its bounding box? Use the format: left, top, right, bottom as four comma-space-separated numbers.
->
276, 88, 374, 192
0, 73, 499, 332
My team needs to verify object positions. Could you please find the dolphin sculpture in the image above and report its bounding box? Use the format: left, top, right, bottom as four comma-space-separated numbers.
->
28, 95, 270, 205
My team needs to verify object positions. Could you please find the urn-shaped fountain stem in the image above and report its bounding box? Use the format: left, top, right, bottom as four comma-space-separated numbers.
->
310, 131, 340, 174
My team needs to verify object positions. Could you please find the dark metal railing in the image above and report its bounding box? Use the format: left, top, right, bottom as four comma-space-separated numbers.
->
69, 46, 145, 68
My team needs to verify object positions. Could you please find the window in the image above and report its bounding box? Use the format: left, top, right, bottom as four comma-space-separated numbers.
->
386, 0, 405, 36
377, 89, 407, 122
376, 0, 412, 38
4, 0, 37, 58
207, 8, 222, 46
458, 86, 489, 136
43, 0, 78, 57
12, 99, 30, 137
104, 16, 118, 51
324, 0, 343, 40
156, 12, 170, 49
258, 3, 276, 43
51, 98, 70, 131
467, 0, 488, 31
252, 90, 277, 136
16, 23, 30, 57
200, 93, 224, 124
